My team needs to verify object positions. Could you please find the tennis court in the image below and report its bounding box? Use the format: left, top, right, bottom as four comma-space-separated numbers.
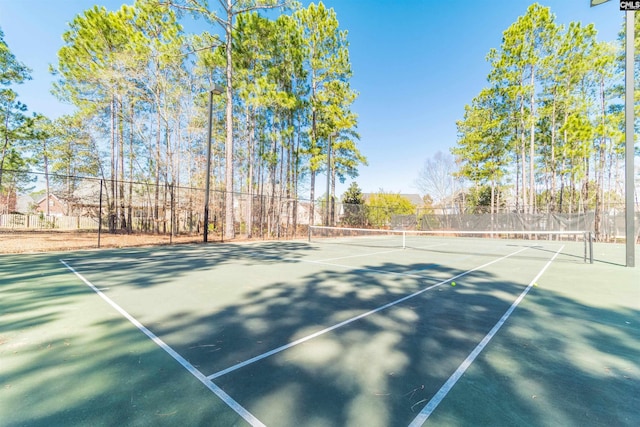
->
1, 230, 639, 426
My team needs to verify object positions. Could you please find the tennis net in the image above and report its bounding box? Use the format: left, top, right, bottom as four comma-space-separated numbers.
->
308, 226, 594, 263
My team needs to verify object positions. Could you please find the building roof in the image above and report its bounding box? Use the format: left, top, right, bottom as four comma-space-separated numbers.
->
35, 193, 65, 205
14, 195, 34, 213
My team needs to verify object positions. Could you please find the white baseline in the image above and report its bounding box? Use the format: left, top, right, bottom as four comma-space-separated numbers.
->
59, 259, 265, 427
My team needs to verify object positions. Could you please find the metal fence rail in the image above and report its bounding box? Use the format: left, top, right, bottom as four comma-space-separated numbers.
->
1, 170, 637, 244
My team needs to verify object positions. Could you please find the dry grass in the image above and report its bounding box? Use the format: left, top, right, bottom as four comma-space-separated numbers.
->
0, 230, 205, 254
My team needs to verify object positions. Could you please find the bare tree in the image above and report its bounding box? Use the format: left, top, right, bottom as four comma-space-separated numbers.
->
415, 151, 457, 204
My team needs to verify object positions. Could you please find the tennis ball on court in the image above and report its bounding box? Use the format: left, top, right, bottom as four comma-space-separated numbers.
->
451, 282, 456, 286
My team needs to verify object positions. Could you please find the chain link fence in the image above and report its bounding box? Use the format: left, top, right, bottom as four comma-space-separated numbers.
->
315, 200, 640, 243
1, 169, 638, 247
0, 171, 313, 248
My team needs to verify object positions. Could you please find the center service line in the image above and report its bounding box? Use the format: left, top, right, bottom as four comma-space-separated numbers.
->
59, 259, 265, 427
312, 243, 448, 263
408, 245, 564, 427
207, 246, 531, 380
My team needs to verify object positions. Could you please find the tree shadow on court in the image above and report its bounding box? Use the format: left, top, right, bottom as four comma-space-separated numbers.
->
213, 270, 523, 426
134, 256, 639, 427
55, 241, 318, 289
0, 242, 318, 426
1, 250, 261, 426
427, 289, 640, 426
1, 254, 90, 332
3, 246, 638, 426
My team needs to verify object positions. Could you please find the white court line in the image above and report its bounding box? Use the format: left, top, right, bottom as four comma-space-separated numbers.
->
407, 245, 564, 427
59, 259, 265, 427
288, 258, 429, 279
409, 243, 448, 250
312, 243, 448, 263
282, 245, 467, 280
207, 245, 531, 380
314, 248, 405, 262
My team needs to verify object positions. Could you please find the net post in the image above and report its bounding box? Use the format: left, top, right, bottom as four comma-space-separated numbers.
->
583, 231, 593, 264
308, 225, 312, 243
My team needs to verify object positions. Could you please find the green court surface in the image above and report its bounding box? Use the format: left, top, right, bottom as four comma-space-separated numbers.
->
1, 237, 638, 426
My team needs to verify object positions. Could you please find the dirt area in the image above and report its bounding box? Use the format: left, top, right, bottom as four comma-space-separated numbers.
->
0, 231, 207, 254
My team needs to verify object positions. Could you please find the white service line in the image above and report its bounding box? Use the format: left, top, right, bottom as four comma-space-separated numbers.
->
410, 243, 448, 250
287, 258, 429, 279
283, 246, 465, 279
311, 243, 449, 263
207, 245, 531, 380
407, 245, 565, 427
313, 248, 406, 262
59, 259, 265, 427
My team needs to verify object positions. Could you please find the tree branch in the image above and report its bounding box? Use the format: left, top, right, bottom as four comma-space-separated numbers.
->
160, 0, 224, 26
235, 1, 289, 15
158, 0, 208, 15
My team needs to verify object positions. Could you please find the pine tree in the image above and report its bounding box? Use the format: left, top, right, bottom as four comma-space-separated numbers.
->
340, 181, 365, 226
0, 27, 32, 195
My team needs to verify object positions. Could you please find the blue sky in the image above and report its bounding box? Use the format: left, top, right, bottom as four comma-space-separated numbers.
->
0, 0, 625, 196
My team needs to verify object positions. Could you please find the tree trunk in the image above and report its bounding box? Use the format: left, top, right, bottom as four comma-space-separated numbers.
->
154, 107, 161, 233
550, 94, 557, 211
110, 95, 117, 233
119, 96, 126, 231
529, 67, 536, 214
224, 2, 235, 239
519, 96, 528, 214
247, 107, 255, 238
594, 78, 607, 241
128, 103, 134, 232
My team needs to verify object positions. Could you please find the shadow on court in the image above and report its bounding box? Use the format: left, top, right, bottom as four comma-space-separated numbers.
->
427, 290, 639, 426
0, 255, 242, 425
1, 242, 638, 426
